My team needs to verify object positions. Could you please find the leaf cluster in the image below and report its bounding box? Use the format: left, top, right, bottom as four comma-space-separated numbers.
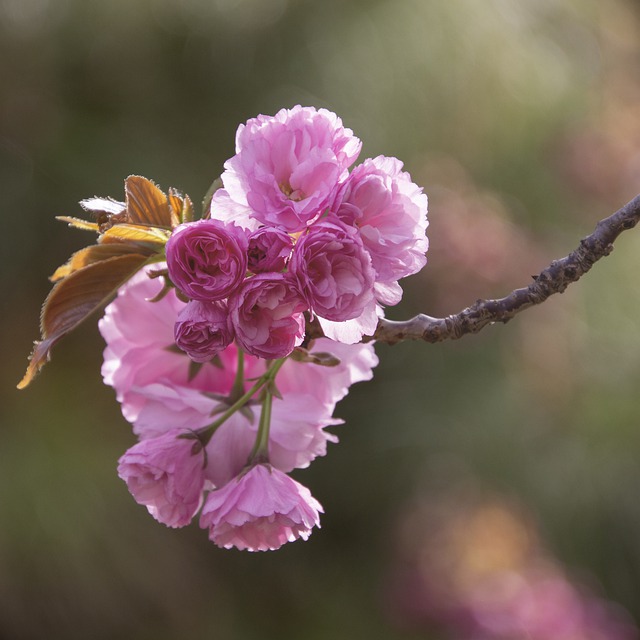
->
18, 176, 192, 389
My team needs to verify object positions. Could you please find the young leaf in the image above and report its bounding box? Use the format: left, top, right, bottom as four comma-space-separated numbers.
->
168, 188, 194, 226
80, 197, 126, 215
80, 197, 128, 231
50, 243, 150, 282
202, 177, 222, 218
125, 175, 172, 228
18, 253, 151, 389
99, 223, 170, 247
55, 216, 100, 233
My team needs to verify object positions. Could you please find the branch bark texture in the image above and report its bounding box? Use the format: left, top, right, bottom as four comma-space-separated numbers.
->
372, 194, 640, 346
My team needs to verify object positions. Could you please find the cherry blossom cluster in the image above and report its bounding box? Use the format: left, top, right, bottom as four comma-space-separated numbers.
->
168, 105, 428, 355
104, 106, 428, 551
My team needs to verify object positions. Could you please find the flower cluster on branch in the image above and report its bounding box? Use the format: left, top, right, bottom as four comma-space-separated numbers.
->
18, 104, 640, 551
19, 106, 428, 551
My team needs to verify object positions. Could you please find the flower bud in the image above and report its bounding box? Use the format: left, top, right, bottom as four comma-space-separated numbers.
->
174, 300, 234, 362
290, 220, 375, 321
229, 273, 306, 359
247, 227, 293, 274
166, 219, 249, 301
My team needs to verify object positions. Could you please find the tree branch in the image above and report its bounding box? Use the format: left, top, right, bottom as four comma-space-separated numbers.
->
372, 194, 640, 345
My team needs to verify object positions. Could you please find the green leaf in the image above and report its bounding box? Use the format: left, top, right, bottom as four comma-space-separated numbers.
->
18, 253, 151, 389
239, 405, 255, 424
188, 360, 205, 382
267, 379, 283, 400
202, 177, 222, 218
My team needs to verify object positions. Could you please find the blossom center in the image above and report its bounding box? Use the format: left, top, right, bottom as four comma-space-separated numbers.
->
279, 182, 305, 202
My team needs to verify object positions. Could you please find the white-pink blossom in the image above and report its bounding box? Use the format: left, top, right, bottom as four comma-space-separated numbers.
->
117, 428, 207, 528
335, 155, 429, 305
200, 464, 323, 551
220, 105, 361, 232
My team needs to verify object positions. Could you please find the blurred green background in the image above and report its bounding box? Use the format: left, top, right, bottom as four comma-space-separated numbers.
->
3, 0, 640, 638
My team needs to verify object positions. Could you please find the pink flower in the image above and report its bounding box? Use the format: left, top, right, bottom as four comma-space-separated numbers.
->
210, 188, 259, 231
200, 464, 322, 551
335, 156, 429, 305
221, 106, 361, 232
174, 300, 234, 362
290, 220, 376, 322
117, 428, 207, 528
247, 226, 293, 273
228, 273, 307, 359
165, 218, 249, 301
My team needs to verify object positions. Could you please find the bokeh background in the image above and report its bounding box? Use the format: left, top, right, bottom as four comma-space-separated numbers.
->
2, 0, 640, 638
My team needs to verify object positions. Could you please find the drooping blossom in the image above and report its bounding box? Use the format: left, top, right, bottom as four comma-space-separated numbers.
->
165, 218, 249, 301
174, 299, 234, 362
117, 428, 207, 528
247, 226, 293, 273
220, 105, 362, 232
334, 155, 429, 305
200, 463, 323, 551
290, 220, 376, 322
228, 273, 307, 359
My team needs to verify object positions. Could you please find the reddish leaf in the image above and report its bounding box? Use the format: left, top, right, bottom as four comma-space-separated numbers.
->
80, 197, 129, 231
80, 197, 126, 216
55, 216, 100, 233
99, 223, 170, 247
50, 243, 151, 282
125, 176, 172, 228
18, 253, 150, 389
168, 188, 194, 226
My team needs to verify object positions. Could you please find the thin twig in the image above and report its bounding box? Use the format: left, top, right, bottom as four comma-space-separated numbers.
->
370, 194, 640, 345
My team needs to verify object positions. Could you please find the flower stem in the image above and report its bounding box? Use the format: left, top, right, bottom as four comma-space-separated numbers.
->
228, 348, 245, 404
249, 387, 273, 464
198, 357, 285, 445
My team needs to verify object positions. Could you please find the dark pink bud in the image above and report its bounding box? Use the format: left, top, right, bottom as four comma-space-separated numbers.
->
228, 273, 307, 359
289, 220, 375, 322
174, 300, 234, 363
166, 219, 249, 301
247, 227, 293, 274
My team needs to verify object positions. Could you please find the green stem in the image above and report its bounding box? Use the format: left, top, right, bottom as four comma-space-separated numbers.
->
198, 357, 286, 445
228, 348, 245, 404
249, 388, 273, 464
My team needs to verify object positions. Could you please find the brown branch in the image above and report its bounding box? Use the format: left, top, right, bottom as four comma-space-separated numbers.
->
371, 194, 640, 345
